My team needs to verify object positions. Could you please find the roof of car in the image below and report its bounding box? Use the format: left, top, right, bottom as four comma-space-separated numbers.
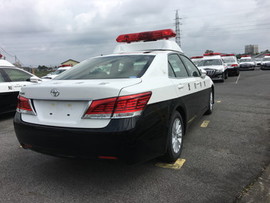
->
202, 55, 222, 60
113, 40, 183, 54
0, 59, 15, 67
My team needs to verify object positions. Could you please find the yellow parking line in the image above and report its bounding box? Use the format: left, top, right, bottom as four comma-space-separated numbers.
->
155, 158, 186, 170
201, 120, 210, 128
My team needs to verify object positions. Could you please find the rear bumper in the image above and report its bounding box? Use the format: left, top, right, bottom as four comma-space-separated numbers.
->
227, 68, 239, 75
13, 103, 170, 164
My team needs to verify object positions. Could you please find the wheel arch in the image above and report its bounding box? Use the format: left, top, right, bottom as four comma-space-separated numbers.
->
175, 105, 187, 135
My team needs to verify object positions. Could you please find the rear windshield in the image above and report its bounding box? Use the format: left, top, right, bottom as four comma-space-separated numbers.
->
56, 55, 155, 80
222, 57, 236, 63
198, 59, 222, 66
240, 59, 252, 62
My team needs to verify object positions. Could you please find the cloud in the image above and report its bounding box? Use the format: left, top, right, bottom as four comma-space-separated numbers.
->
0, 0, 269, 66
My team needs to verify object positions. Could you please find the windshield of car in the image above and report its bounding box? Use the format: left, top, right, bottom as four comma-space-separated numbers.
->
197, 59, 222, 66
240, 59, 252, 62
56, 55, 155, 80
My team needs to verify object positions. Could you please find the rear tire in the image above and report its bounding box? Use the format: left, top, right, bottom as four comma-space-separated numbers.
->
221, 72, 225, 82
162, 112, 184, 163
205, 90, 214, 115
225, 71, 228, 79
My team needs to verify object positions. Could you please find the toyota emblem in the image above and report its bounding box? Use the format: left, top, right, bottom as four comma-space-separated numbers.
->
50, 89, 60, 97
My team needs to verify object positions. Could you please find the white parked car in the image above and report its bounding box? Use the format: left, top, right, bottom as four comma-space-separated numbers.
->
42, 66, 72, 80
221, 54, 240, 76
14, 29, 214, 164
260, 54, 270, 70
0, 59, 40, 115
197, 53, 228, 82
239, 55, 256, 70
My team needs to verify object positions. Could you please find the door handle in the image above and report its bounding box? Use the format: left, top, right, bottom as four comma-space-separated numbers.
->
177, 84, 184, 89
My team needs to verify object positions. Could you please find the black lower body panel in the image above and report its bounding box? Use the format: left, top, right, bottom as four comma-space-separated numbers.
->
13, 88, 212, 164
228, 68, 239, 76
13, 102, 170, 164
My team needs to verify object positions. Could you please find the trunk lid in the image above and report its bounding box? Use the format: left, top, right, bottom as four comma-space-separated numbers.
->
20, 79, 141, 128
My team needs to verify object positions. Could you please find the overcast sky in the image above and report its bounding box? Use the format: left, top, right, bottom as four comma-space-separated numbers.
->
0, 0, 269, 66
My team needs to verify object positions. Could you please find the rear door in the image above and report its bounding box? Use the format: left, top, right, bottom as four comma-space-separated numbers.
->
0, 69, 15, 114
179, 55, 210, 115
168, 54, 198, 121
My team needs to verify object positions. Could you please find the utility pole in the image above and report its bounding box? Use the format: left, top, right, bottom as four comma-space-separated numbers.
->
175, 10, 181, 47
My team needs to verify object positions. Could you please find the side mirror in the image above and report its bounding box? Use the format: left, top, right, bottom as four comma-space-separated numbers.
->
30, 76, 42, 83
200, 69, 207, 79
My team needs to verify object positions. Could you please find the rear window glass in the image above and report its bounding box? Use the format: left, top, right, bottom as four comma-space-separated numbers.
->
56, 55, 155, 80
3, 68, 32, 82
240, 59, 252, 62
222, 57, 236, 63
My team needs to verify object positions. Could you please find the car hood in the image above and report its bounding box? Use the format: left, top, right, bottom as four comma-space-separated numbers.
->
20, 79, 142, 100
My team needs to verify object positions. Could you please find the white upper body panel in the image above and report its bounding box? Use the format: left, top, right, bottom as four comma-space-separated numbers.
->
0, 59, 14, 67
0, 60, 38, 93
20, 40, 213, 128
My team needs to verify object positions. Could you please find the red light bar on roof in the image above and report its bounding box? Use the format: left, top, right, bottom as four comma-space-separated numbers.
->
241, 55, 251, 57
221, 54, 235, 56
191, 56, 203, 59
203, 53, 221, 56
265, 54, 270, 56
116, 29, 176, 43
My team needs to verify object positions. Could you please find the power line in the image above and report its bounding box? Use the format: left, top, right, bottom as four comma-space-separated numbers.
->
0, 47, 15, 57
0, 47, 23, 65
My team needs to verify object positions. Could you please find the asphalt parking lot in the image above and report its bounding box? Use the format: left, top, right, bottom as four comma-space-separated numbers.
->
0, 70, 269, 203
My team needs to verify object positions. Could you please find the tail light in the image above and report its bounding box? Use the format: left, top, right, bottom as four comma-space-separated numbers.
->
83, 92, 152, 119
231, 64, 238, 67
17, 96, 35, 115
98, 156, 118, 160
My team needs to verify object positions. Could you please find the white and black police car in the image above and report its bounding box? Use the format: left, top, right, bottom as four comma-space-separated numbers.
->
239, 55, 256, 70
197, 53, 228, 82
0, 57, 40, 115
221, 54, 240, 76
260, 54, 270, 70
14, 29, 214, 164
